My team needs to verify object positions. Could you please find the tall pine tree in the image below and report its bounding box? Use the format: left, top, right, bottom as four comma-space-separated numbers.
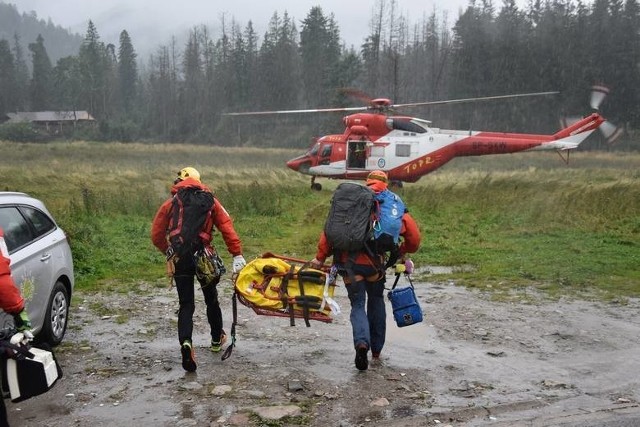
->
0, 39, 17, 115
12, 34, 29, 111
117, 30, 137, 115
78, 21, 108, 118
28, 34, 53, 111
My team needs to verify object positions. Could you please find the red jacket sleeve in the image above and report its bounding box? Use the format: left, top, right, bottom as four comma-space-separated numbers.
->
314, 232, 332, 264
0, 255, 25, 314
399, 213, 421, 255
210, 199, 243, 257
150, 199, 173, 253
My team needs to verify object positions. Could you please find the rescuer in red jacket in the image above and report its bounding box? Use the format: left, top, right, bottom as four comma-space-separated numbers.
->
0, 227, 32, 426
311, 170, 421, 371
151, 167, 245, 372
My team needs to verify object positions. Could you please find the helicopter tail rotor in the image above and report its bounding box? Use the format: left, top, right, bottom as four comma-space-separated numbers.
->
589, 84, 623, 144
561, 85, 623, 144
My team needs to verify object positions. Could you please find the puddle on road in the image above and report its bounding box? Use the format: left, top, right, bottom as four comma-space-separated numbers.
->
385, 316, 430, 345
415, 264, 477, 275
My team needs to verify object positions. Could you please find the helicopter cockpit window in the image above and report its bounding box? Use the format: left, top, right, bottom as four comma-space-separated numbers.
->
396, 144, 411, 157
386, 118, 427, 134
320, 145, 332, 157
309, 143, 320, 155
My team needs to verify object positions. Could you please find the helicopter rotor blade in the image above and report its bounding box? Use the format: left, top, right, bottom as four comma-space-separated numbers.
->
338, 87, 373, 104
590, 85, 610, 110
588, 84, 622, 143
224, 91, 559, 117
600, 120, 623, 144
391, 91, 560, 109
223, 105, 368, 116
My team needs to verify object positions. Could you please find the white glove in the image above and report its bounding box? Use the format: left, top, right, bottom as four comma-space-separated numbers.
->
22, 330, 34, 342
9, 330, 33, 345
232, 255, 246, 273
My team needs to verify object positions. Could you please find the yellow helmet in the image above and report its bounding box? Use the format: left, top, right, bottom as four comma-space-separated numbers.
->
176, 167, 201, 182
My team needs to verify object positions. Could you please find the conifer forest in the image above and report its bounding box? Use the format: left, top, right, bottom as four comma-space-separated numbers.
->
1, 0, 639, 149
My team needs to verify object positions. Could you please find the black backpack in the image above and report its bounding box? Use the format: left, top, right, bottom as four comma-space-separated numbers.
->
324, 182, 404, 271
324, 182, 376, 254
168, 187, 215, 258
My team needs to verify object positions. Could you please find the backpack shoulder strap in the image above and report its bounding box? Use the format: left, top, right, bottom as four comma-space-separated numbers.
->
198, 198, 215, 242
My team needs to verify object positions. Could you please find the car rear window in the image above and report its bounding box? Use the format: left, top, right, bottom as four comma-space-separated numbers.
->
19, 206, 56, 237
0, 205, 56, 252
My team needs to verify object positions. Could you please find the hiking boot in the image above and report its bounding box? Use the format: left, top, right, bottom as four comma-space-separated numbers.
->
181, 340, 197, 372
355, 343, 369, 371
371, 352, 381, 365
210, 331, 227, 353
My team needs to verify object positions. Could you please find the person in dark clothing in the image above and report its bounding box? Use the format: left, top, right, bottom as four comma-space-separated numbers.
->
151, 167, 246, 372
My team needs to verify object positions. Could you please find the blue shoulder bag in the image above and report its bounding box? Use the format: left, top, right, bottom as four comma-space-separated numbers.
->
387, 272, 423, 327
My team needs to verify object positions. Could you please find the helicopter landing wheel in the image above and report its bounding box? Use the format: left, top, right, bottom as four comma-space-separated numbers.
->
310, 177, 322, 191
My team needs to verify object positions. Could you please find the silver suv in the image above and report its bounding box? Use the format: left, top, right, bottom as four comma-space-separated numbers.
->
0, 192, 74, 345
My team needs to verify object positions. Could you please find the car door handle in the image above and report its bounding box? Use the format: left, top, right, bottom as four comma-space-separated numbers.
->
40, 253, 52, 262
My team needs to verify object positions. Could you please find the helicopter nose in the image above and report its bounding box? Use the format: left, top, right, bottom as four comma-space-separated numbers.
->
286, 156, 304, 170
286, 158, 300, 171
286, 156, 311, 174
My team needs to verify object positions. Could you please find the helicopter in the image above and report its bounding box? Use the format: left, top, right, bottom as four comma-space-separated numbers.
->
225, 86, 621, 190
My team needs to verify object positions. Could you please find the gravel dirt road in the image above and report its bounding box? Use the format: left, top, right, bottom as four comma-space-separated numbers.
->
6, 274, 640, 427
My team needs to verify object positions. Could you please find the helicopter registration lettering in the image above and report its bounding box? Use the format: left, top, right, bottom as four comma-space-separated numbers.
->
472, 141, 507, 151
403, 156, 434, 173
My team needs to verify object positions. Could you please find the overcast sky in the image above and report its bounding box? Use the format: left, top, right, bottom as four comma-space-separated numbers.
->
13, 0, 528, 56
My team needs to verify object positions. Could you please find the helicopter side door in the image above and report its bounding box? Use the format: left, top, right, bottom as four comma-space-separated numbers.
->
367, 142, 389, 170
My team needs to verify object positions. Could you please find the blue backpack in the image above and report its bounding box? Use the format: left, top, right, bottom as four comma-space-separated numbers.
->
371, 189, 405, 267
373, 190, 405, 242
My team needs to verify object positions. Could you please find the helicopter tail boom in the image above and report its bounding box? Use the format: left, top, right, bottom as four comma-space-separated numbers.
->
536, 113, 604, 150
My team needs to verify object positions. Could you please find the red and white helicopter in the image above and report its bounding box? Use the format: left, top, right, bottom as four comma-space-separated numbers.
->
226, 86, 621, 190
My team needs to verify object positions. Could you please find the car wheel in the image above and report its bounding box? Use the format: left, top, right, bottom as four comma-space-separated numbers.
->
40, 281, 69, 346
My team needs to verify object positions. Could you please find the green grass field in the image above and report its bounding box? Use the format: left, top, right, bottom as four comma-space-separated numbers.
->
1, 140, 639, 300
